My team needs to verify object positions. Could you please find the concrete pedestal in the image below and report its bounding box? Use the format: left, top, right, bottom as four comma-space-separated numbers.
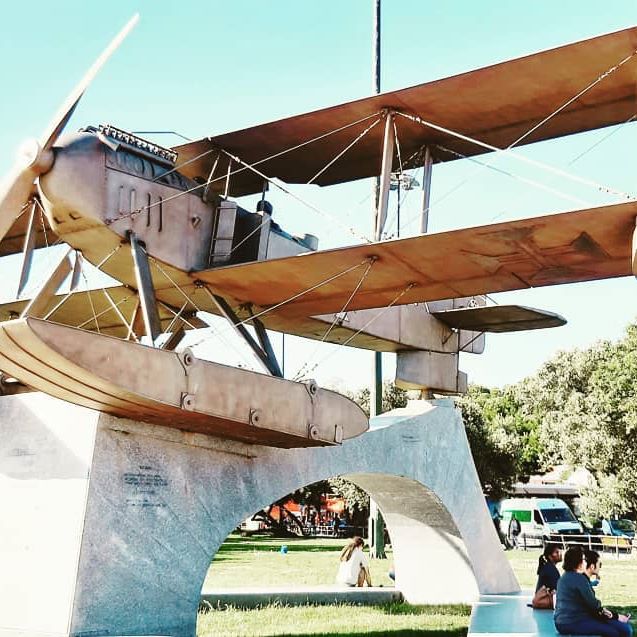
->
0, 393, 518, 637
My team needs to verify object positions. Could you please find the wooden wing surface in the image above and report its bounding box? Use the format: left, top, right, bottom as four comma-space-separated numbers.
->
194, 201, 637, 316
175, 26, 637, 197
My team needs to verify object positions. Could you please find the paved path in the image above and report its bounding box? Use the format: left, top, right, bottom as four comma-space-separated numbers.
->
200, 586, 402, 609
469, 591, 595, 637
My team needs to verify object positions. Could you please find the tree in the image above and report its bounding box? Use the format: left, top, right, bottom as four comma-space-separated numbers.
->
350, 381, 408, 416
328, 476, 369, 513
457, 386, 532, 500
492, 323, 637, 519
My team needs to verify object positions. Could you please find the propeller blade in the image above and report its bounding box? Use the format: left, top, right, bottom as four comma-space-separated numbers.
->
0, 161, 40, 244
40, 13, 139, 150
0, 15, 139, 246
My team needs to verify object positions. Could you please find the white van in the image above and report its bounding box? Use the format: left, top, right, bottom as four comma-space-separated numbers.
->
500, 497, 583, 542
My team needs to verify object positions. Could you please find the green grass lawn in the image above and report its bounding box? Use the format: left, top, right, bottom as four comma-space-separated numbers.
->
198, 603, 470, 637
197, 536, 637, 636
202, 535, 396, 589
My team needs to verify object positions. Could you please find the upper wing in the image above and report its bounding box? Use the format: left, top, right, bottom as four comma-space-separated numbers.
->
194, 201, 637, 316
175, 26, 637, 197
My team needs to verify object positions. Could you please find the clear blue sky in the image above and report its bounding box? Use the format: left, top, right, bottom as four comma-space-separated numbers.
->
2, 1, 637, 391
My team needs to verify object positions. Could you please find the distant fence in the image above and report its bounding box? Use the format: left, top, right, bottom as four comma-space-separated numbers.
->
515, 533, 633, 557
301, 523, 366, 538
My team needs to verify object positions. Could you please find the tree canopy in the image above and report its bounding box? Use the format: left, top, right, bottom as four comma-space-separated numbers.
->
460, 322, 637, 518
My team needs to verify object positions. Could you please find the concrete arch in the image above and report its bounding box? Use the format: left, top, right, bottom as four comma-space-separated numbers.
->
1, 394, 519, 637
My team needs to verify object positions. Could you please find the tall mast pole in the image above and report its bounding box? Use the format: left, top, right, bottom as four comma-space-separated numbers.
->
370, 0, 383, 420
369, 0, 386, 561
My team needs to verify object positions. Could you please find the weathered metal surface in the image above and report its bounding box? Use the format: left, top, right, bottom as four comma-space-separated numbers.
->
129, 232, 162, 343
431, 304, 567, 332
174, 26, 637, 197
396, 350, 467, 393
0, 317, 367, 447
204, 292, 283, 376
20, 249, 74, 319
194, 201, 637, 317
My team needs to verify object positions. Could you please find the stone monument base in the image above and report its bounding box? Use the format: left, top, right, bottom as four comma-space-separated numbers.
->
0, 393, 518, 637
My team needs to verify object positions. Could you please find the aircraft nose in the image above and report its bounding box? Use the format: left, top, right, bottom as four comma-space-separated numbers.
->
38, 132, 105, 231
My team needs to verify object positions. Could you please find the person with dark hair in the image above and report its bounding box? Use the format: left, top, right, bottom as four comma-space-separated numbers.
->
554, 545, 632, 636
584, 549, 602, 587
336, 536, 372, 587
536, 543, 562, 592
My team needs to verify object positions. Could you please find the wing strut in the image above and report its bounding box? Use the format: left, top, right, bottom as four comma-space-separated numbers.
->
200, 286, 283, 377
16, 201, 38, 298
20, 248, 75, 319
129, 232, 162, 344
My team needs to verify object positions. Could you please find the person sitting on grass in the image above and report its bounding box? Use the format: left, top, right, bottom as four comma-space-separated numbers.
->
554, 545, 632, 637
536, 543, 562, 592
336, 536, 372, 587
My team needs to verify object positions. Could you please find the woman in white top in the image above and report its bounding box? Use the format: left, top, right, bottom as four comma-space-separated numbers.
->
336, 536, 372, 587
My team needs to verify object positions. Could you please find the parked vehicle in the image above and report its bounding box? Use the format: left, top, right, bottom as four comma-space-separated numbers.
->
500, 497, 583, 545
597, 518, 635, 538
239, 516, 268, 536
589, 518, 635, 553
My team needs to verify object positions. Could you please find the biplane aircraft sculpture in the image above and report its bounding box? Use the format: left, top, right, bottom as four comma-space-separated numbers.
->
0, 15, 636, 448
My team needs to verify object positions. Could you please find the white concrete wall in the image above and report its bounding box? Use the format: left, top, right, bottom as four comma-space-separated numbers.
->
0, 394, 519, 637
0, 394, 99, 637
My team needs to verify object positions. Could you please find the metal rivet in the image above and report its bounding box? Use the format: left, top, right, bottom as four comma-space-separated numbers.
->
181, 393, 195, 410
305, 379, 319, 396
249, 409, 262, 426
181, 349, 195, 366
307, 424, 319, 440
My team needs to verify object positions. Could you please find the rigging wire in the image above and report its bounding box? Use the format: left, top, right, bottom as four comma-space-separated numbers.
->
435, 144, 590, 205
511, 48, 637, 148
396, 50, 637, 231
188, 259, 371, 350
145, 256, 258, 368
219, 148, 371, 244
107, 115, 380, 244
76, 293, 134, 329
222, 116, 384, 258
156, 112, 381, 186
397, 110, 634, 200
484, 113, 637, 224
293, 258, 376, 380
81, 270, 101, 334
294, 282, 415, 381
307, 117, 382, 185
127, 112, 383, 213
